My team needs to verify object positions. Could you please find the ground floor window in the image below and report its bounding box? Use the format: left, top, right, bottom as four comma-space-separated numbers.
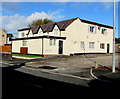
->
89, 42, 95, 49
80, 41, 85, 49
49, 39, 56, 46
100, 43, 105, 49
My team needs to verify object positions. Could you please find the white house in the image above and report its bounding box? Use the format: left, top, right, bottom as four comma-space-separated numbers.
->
12, 17, 113, 56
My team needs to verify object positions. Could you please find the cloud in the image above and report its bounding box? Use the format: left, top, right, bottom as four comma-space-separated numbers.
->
1, 11, 64, 37
2, 14, 26, 30
26, 12, 53, 23
26, 11, 64, 23
102, 2, 113, 10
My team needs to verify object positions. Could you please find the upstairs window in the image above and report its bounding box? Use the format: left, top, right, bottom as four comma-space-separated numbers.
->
21, 32, 24, 37
39, 31, 43, 35
54, 29, 58, 35
29, 32, 32, 36
89, 26, 96, 33
102, 28, 107, 34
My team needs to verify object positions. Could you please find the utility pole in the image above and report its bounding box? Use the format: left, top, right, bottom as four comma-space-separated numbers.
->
112, 0, 116, 73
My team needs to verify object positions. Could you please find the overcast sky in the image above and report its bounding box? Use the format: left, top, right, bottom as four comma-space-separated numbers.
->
1, 1, 119, 37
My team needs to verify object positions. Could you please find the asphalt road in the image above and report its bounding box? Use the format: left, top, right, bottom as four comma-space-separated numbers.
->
2, 67, 89, 98
2, 66, 120, 98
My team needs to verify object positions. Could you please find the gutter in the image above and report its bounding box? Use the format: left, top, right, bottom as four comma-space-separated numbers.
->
11, 36, 66, 41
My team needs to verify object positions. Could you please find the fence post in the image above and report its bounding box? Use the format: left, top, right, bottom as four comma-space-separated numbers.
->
95, 59, 98, 68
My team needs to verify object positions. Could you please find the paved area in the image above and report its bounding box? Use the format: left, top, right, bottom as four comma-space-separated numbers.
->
25, 54, 120, 79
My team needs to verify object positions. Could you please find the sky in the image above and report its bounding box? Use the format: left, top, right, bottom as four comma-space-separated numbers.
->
1, 1, 119, 38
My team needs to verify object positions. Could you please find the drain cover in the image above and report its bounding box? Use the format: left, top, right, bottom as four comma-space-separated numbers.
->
39, 66, 57, 70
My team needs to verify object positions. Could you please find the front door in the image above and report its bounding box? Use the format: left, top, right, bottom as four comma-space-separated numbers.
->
59, 40, 63, 54
20, 47, 28, 54
107, 44, 110, 53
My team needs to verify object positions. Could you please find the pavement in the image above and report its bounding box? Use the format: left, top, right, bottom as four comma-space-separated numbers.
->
0, 58, 26, 68
92, 67, 120, 82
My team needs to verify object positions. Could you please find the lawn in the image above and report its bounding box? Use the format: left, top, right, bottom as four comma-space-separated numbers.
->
12, 53, 41, 58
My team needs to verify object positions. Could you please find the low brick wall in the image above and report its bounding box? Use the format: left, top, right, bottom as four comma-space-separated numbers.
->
0, 53, 12, 60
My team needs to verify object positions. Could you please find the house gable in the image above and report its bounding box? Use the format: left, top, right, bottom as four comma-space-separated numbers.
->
38, 27, 43, 36
56, 18, 78, 31
49, 24, 61, 36
18, 29, 30, 38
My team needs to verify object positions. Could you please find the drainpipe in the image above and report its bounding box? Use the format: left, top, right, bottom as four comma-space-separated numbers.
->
60, 31, 61, 37
42, 38, 44, 57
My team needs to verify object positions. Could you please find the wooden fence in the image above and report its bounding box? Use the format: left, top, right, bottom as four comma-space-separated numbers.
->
115, 44, 120, 53
0, 45, 12, 53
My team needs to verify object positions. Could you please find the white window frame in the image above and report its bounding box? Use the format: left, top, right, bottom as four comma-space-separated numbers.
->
29, 32, 32, 36
39, 31, 43, 35
21, 32, 24, 37
100, 43, 105, 49
53, 39, 56, 45
49, 39, 56, 46
89, 25, 96, 33
80, 41, 85, 49
54, 29, 58, 35
22, 40, 27, 46
101, 28, 107, 35
89, 42, 95, 49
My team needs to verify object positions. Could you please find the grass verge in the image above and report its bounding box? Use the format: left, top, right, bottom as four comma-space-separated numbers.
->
12, 53, 41, 58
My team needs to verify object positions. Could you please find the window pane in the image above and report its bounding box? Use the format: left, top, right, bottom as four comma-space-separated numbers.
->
54, 29, 58, 35
54, 39, 56, 45
22, 41, 27, 46
100, 43, 105, 49
49, 39, 56, 46
89, 42, 95, 49
39, 31, 42, 35
102, 29, 107, 34
89, 26, 95, 33
81, 42, 84, 49
21, 33, 24, 37
50, 39, 52, 46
